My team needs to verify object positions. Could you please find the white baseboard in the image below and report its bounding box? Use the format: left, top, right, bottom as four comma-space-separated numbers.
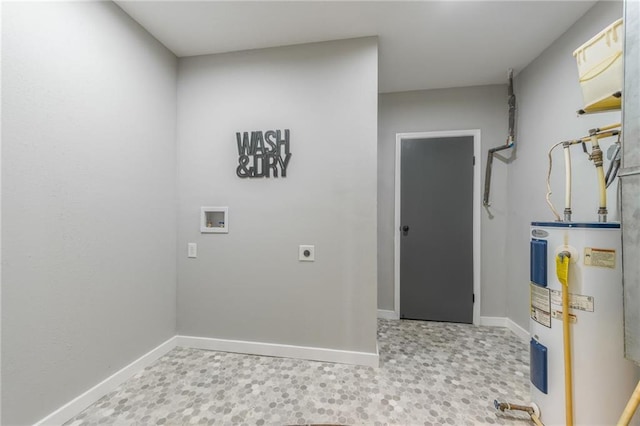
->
479, 316, 507, 327
32, 334, 379, 425
377, 309, 399, 320
34, 336, 177, 426
177, 335, 379, 368
480, 316, 529, 342
507, 318, 530, 342
31, 333, 378, 425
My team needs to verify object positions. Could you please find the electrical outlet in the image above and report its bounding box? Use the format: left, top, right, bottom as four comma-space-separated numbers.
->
187, 243, 197, 258
299, 245, 315, 261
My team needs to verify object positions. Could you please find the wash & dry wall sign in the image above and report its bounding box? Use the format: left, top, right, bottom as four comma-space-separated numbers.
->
236, 129, 292, 178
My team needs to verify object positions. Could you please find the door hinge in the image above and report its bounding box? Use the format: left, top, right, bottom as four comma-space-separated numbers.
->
473, 293, 475, 303
473, 156, 476, 166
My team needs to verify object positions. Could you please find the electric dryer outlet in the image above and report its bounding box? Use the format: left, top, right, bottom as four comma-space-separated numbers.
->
299, 245, 315, 261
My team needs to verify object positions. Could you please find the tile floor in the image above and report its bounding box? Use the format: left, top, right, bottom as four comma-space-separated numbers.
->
66, 320, 532, 425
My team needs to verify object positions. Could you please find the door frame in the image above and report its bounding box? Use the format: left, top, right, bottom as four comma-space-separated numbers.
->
394, 129, 481, 325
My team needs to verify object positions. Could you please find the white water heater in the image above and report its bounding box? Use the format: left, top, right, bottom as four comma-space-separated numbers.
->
529, 222, 636, 425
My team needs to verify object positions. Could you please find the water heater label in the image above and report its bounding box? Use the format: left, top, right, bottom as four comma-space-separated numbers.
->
552, 309, 578, 324
584, 247, 616, 268
531, 307, 551, 328
530, 284, 551, 328
550, 290, 595, 312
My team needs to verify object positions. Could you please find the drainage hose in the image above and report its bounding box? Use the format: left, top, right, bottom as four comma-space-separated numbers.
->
617, 379, 640, 425
494, 400, 544, 425
546, 141, 564, 221
531, 413, 544, 426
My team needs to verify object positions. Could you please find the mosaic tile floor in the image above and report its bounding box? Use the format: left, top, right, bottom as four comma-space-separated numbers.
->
66, 320, 531, 425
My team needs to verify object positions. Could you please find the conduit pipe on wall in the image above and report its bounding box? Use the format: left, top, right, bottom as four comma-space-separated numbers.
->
483, 69, 516, 206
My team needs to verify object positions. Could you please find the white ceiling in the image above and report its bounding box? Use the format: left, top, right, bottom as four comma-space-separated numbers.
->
116, 1, 596, 93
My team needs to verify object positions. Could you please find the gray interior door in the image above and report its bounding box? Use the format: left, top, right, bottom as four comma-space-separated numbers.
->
400, 135, 474, 323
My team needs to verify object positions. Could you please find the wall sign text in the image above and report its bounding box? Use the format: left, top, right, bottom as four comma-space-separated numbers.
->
236, 129, 292, 178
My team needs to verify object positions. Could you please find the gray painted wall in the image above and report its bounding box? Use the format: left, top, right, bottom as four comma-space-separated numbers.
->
176, 38, 378, 353
378, 85, 509, 317
1, 3, 178, 424
507, 0, 623, 329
